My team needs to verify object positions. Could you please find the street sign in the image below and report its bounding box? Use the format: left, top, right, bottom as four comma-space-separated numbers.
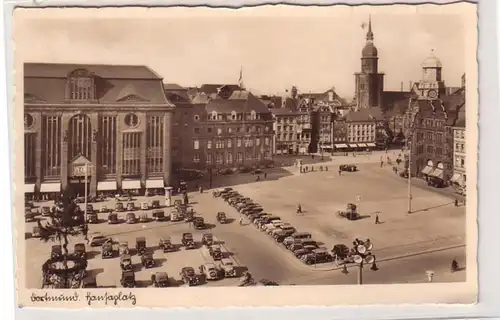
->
72, 164, 95, 177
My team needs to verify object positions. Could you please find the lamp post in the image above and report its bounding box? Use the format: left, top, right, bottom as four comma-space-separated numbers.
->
349, 238, 377, 285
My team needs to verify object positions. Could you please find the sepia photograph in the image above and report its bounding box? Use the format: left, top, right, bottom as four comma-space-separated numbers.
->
13, 2, 477, 307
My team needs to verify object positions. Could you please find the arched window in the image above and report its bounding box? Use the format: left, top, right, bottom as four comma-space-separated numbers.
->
250, 110, 256, 120
194, 114, 200, 121
231, 111, 237, 121
211, 111, 218, 121
67, 69, 95, 101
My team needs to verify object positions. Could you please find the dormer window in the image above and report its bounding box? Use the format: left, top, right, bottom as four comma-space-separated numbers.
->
231, 111, 237, 121
211, 111, 218, 120
250, 110, 257, 120
67, 69, 95, 101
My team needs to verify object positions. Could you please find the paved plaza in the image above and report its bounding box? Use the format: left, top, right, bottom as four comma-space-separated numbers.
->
25, 158, 466, 288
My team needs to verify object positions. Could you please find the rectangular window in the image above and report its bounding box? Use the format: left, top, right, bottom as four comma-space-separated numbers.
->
246, 153, 253, 160
237, 139, 242, 147
256, 138, 261, 147
265, 151, 271, 159
146, 116, 164, 174
207, 140, 212, 149
24, 133, 36, 178
227, 152, 233, 164
216, 140, 224, 149
194, 128, 200, 134
100, 116, 117, 175
206, 154, 213, 164
193, 153, 200, 163
122, 132, 141, 175
207, 128, 212, 133
216, 153, 223, 164
265, 137, 270, 146
237, 152, 243, 162
426, 145, 434, 154
193, 140, 200, 150
227, 139, 232, 148
41, 116, 62, 177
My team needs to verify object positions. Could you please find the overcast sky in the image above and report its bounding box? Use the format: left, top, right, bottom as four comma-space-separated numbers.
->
15, 4, 475, 98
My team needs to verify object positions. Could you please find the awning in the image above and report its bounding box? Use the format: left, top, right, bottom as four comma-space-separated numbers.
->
421, 166, 433, 175
40, 182, 61, 193
146, 179, 164, 188
366, 143, 377, 147
357, 143, 367, 148
449, 173, 461, 183
348, 144, 358, 148
430, 168, 444, 179
320, 145, 333, 149
335, 144, 348, 148
24, 184, 35, 193
97, 181, 117, 191
122, 180, 141, 190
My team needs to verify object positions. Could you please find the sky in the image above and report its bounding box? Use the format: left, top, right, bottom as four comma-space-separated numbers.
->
15, 4, 475, 99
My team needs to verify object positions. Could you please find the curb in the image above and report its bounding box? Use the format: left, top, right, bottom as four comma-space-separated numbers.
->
308, 244, 466, 272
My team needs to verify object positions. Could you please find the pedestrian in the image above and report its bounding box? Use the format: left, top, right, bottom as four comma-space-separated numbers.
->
375, 214, 380, 224
297, 204, 302, 215
256, 176, 260, 181
264, 172, 267, 179
338, 169, 342, 176
325, 166, 328, 171
239, 216, 244, 225
199, 185, 203, 193
451, 259, 458, 272
454, 199, 459, 207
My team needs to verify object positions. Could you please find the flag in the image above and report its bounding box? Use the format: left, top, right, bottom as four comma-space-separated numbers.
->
361, 22, 367, 30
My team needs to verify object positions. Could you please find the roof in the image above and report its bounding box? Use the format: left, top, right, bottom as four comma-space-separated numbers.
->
422, 52, 442, 68
362, 42, 378, 57
25, 62, 161, 79
271, 108, 306, 116
381, 91, 414, 115
454, 108, 466, 128
24, 63, 171, 105
191, 93, 211, 104
345, 107, 384, 122
164, 90, 191, 103
198, 84, 242, 95
205, 91, 270, 114
164, 83, 187, 91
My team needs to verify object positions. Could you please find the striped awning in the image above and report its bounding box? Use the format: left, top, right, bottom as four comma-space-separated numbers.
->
335, 144, 348, 148
24, 184, 35, 193
348, 144, 358, 148
450, 173, 461, 183
40, 182, 61, 193
146, 179, 164, 188
357, 143, 367, 148
97, 181, 117, 191
320, 145, 333, 149
122, 180, 141, 190
421, 166, 433, 175
366, 143, 376, 147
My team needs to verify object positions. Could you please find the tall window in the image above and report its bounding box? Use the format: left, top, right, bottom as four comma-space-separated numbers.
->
123, 132, 141, 175
68, 114, 92, 161
99, 116, 117, 174
24, 133, 36, 178
216, 153, 223, 164
227, 152, 233, 164
42, 116, 62, 177
68, 69, 95, 101
147, 116, 164, 173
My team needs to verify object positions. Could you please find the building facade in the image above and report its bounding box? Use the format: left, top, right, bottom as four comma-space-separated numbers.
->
451, 110, 466, 190
167, 84, 274, 173
24, 63, 174, 198
343, 108, 381, 149
404, 56, 465, 183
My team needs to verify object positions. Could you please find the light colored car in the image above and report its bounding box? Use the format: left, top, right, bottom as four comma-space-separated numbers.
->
219, 258, 237, 277
199, 263, 221, 281
89, 232, 110, 247
279, 225, 296, 234
263, 223, 277, 233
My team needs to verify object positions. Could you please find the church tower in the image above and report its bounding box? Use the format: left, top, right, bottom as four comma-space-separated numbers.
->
413, 50, 446, 100
354, 16, 385, 110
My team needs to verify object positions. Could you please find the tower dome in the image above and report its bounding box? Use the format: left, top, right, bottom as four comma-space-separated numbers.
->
422, 50, 442, 68
362, 43, 378, 57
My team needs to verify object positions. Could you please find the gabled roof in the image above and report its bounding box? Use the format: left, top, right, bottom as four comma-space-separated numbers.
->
164, 83, 187, 91
24, 62, 161, 80
116, 84, 149, 102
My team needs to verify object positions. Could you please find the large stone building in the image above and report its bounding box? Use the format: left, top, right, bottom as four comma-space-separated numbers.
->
24, 63, 174, 198
166, 84, 274, 175
450, 74, 467, 192
404, 56, 465, 184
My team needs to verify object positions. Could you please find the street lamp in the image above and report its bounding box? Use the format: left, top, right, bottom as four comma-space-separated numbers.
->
344, 238, 377, 285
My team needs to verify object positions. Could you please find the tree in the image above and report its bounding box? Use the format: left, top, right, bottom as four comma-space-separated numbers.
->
37, 189, 88, 288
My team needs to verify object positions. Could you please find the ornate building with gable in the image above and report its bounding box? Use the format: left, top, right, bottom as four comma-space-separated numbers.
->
24, 63, 174, 198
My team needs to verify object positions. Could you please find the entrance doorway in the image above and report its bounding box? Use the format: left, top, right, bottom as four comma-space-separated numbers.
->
68, 178, 90, 198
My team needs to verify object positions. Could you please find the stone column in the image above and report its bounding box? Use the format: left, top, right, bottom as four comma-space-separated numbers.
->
60, 113, 72, 192
139, 112, 147, 189
89, 113, 98, 197
163, 112, 172, 187
116, 113, 124, 190
34, 112, 42, 193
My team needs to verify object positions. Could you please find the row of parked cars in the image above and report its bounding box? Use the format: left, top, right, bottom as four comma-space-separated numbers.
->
214, 188, 334, 265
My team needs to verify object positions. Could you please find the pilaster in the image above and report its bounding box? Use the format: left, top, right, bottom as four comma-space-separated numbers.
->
89, 112, 98, 197
116, 113, 124, 189
60, 113, 72, 191
163, 112, 172, 186
139, 112, 147, 188
34, 112, 42, 191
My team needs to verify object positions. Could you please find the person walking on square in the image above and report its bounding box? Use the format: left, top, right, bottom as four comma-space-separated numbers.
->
454, 199, 459, 207
297, 204, 302, 215
199, 185, 204, 193
375, 214, 380, 224
264, 172, 267, 179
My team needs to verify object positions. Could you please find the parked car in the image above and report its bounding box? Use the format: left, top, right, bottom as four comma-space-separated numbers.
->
151, 200, 160, 209
140, 202, 149, 210
87, 212, 99, 224
102, 242, 115, 259
141, 252, 156, 268
301, 248, 333, 265
179, 267, 201, 286
126, 202, 135, 211
193, 217, 205, 230
119, 241, 130, 256
115, 202, 125, 212
120, 271, 136, 288
51, 245, 62, 259
209, 245, 223, 260
339, 164, 357, 172
216, 212, 227, 224
73, 243, 86, 259
89, 232, 109, 247
159, 236, 176, 252
152, 210, 167, 221
135, 236, 147, 256
182, 233, 196, 249
202, 233, 214, 247
120, 254, 133, 271
219, 258, 237, 278
108, 213, 119, 224
199, 263, 221, 281
151, 272, 169, 287
31, 226, 41, 238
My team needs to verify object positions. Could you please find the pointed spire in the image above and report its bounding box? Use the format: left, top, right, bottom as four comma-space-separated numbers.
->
366, 15, 374, 42
238, 65, 245, 89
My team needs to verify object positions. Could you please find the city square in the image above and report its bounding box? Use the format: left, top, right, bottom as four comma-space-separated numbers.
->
25, 152, 466, 288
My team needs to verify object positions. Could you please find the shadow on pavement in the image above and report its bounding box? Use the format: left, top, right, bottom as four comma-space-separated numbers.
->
154, 257, 167, 267
411, 201, 454, 214
86, 250, 101, 260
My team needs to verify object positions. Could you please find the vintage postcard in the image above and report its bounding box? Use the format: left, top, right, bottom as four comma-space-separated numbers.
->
13, 2, 477, 308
